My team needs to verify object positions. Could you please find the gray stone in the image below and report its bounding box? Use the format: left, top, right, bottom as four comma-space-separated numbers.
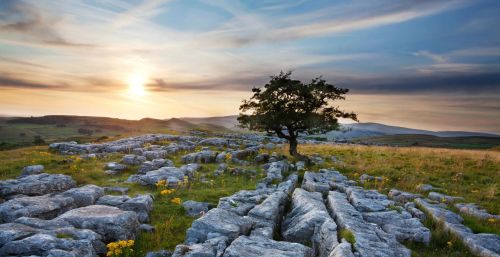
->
359, 174, 383, 184
346, 187, 394, 212
183, 200, 211, 217
455, 203, 500, 220
143, 150, 168, 160
145, 250, 172, 257
104, 170, 121, 175
282, 189, 338, 256
55, 205, 139, 242
96, 194, 153, 223
416, 184, 440, 193
0, 173, 76, 198
0, 233, 97, 257
404, 202, 426, 222
428, 192, 463, 204
222, 235, 313, 257
326, 191, 411, 257
103, 186, 129, 195
254, 153, 269, 163
388, 189, 421, 204
122, 154, 147, 165
301, 169, 349, 193
185, 208, 253, 244
128, 167, 185, 187
58, 185, 104, 207
20, 165, 44, 177
0, 195, 75, 223
140, 224, 155, 233
328, 240, 355, 257
182, 150, 218, 164
104, 162, 127, 171
362, 210, 431, 244
416, 198, 500, 257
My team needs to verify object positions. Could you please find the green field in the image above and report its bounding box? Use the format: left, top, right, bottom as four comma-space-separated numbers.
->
355, 134, 500, 149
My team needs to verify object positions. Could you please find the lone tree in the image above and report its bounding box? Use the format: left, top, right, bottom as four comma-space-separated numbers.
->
238, 71, 357, 157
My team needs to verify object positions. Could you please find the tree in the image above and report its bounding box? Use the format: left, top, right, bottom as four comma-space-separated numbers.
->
238, 71, 358, 157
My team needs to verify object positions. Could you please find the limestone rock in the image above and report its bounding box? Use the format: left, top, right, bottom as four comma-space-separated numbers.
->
20, 165, 44, 177
0, 195, 75, 223
183, 200, 211, 217
0, 173, 76, 198
122, 154, 147, 165
58, 185, 104, 207
222, 235, 313, 257
55, 205, 139, 242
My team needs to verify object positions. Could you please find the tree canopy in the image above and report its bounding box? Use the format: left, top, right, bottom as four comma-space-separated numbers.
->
238, 71, 357, 157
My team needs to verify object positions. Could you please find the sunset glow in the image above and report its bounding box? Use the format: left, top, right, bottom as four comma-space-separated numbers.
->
0, 0, 498, 133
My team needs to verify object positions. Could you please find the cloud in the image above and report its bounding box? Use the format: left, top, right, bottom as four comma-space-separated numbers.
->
0, 74, 64, 89
413, 50, 448, 63
0, 1, 97, 48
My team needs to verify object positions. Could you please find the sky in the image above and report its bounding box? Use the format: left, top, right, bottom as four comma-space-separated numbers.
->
0, 0, 499, 133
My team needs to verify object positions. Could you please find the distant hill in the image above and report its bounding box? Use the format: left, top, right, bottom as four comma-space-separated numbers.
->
180, 115, 240, 130
0, 115, 230, 150
324, 122, 499, 140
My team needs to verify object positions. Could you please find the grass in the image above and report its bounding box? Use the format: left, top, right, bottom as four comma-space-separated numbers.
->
340, 229, 356, 244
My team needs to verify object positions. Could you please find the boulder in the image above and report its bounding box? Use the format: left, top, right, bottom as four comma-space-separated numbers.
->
55, 205, 139, 242
416, 184, 440, 192
122, 154, 147, 165
359, 174, 383, 184
0, 173, 76, 198
346, 187, 394, 212
58, 185, 104, 207
104, 162, 127, 171
96, 194, 153, 223
146, 250, 173, 257
222, 235, 313, 257
20, 165, 44, 177
185, 208, 253, 244
183, 200, 211, 217
454, 203, 500, 220
0, 195, 75, 223
182, 150, 218, 164
128, 167, 185, 187
428, 192, 464, 204
388, 189, 422, 204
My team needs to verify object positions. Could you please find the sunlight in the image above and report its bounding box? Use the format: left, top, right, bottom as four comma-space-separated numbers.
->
127, 72, 147, 96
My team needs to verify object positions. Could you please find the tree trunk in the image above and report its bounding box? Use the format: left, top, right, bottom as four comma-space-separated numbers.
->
289, 137, 299, 157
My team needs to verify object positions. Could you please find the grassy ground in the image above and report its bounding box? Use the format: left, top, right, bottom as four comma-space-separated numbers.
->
1, 142, 498, 257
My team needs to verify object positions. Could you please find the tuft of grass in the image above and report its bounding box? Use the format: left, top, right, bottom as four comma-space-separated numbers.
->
340, 229, 356, 244
56, 233, 74, 239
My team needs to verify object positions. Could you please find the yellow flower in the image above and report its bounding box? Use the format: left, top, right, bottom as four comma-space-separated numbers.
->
488, 218, 496, 223
114, 248, 122, 255
118, 240, 127, 247
447, 241, 453, 248
160, 189, 172, 195
225, 153, 232, 160
156, 180, 167, 187
106, 251, 113, 257
171, 197, 182, 205
127, 239, 135, 247
106, 242, 118, 250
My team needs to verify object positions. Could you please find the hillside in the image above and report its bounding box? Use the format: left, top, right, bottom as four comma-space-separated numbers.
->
0, 115, 230, 150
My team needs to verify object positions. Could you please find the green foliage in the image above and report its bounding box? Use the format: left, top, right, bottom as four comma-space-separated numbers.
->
340, 229, 356, 244
238, 71, 357, 155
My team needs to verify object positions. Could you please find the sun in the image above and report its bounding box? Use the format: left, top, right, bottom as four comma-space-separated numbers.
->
127, 72, 147, 96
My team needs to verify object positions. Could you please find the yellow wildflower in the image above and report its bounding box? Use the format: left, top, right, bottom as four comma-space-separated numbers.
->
118, 240, 127, 247
488, 218, 496, 223
127, 239, 135, 247
225, 153, 232, 161
106, 251, 113, 257
171, 197, 182, 205
114, 248, 122, 255
160, 189, 172, 195
156, 180, 167, 187
447, 241, 453, 248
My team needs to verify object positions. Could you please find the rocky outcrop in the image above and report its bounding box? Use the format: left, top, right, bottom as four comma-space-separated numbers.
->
416, 198, 500, 257
122, 154, 147, 165
0, 173, 76, 199
222, 235, 314, 257
58, 185, 104, 207
454, 202, 500, 220
55, 205, 139, 242
20, 164, 44, 177
0, 194, 75, 223
182, 200, 211, 217
96, 194, 153, 223
0, 218, 105, 257
182, 150, 218, 164
282, 188, 338, 257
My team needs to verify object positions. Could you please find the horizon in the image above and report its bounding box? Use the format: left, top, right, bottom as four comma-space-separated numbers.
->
1, 0, 499, 133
